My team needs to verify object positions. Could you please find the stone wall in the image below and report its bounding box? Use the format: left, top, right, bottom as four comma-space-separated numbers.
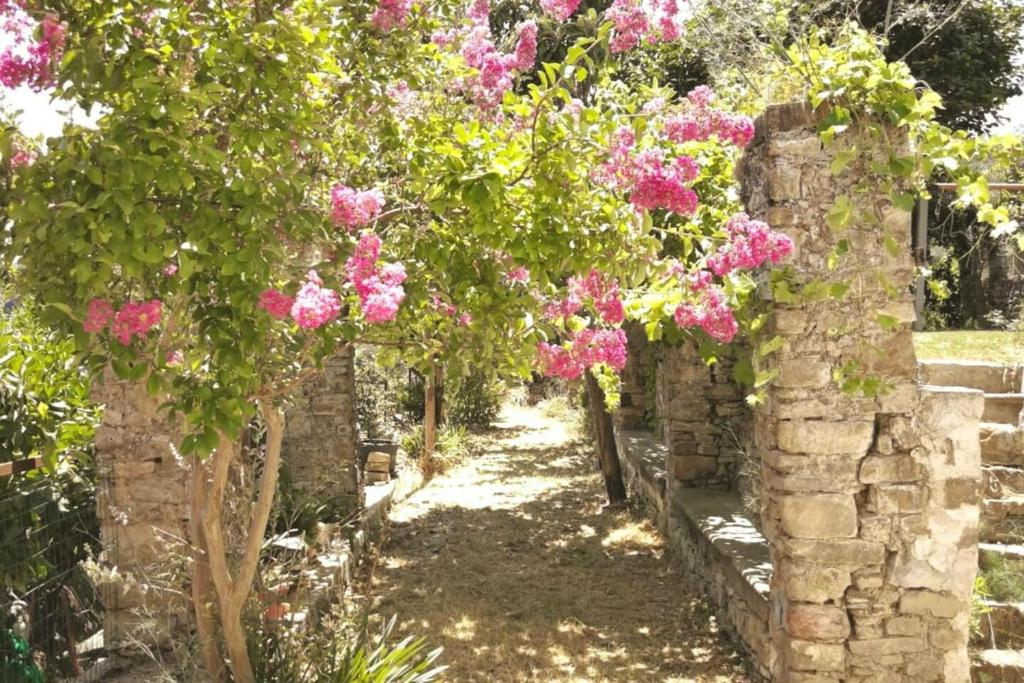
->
655, 339, 749, 490
92, 372, 192, 648
614, 323, 655, 431
742, 102, 983, 682
281, 345, 362, 516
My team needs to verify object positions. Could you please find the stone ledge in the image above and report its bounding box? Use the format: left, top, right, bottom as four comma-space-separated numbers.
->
615, 427, 773, 678
673, 488, 773, 612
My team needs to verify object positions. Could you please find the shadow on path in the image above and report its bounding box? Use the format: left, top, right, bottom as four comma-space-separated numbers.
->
370, 405, 752, 683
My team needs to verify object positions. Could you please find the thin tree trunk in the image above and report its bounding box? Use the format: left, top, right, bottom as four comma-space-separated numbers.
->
424, 364, 437, 460
434, 365, 445, 427
190, 456, 224, 682
198, 404, 286, 683
585, 372, 627, 504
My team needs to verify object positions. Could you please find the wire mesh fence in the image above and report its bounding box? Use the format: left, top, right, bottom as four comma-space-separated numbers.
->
1, 460, 105, 682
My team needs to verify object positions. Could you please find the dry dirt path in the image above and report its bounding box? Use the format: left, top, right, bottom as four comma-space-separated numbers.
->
369, 404, 752, 683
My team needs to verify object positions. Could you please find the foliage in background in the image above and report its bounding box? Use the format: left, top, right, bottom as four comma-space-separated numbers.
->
354, 347, 412, 441
400, 424, 471, 477
0, 293, 102, 676
444, 373, 504, 428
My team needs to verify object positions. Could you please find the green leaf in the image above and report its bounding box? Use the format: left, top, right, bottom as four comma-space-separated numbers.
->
827, 196, 853, 231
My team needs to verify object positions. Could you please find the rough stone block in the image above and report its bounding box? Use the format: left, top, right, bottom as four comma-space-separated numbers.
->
780, 563, 851, 603
783, 538, 887, 565
777, 420, 874, 456
899, 590, 961, 619
778, 359, 832, 389
869, 484, 925, 515
786, 604, 851, 641
884, 616, 923, 637
859, 455, 922, 484
671, 455, 718, 481
847, 637, 926, 655
788, 639, 845, 672
779, 493, 858, 539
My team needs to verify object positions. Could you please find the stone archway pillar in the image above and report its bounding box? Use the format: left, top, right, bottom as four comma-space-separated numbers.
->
742, 103, 983, 682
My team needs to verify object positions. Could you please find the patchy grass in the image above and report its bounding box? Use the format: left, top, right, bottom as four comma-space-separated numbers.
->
913, 331, 1024, 365
979, 549, 1024, 603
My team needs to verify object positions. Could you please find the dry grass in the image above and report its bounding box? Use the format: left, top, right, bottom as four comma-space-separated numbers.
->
367, 405, 752, 683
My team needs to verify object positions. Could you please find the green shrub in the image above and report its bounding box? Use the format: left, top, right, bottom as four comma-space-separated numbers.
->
445, 373, 504, 428
354, 347, 410, 441
400, 424, 471, 476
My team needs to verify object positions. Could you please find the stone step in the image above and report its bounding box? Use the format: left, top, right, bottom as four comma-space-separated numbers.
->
920, 359, 1023, 394
981, 498, 1024, 543
985, 467, 1024, 499
982, 423, 1024, 466
983, 393, 1024, 425
973, 601, 1024, 649
972, 648, 1024, 682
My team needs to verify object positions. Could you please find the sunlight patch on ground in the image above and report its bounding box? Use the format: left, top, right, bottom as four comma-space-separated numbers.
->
601, 519, 663, 551
442, 615, 477, 641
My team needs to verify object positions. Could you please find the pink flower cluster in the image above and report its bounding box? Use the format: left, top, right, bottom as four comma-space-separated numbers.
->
605, 0, 684, 53
459, 14, 538, 109
663, 86, 756, 148
0, 7, 65, 91
598, 129, 700, 216
371, 0, 412, 31
504, 266, 531, 285
84, 298, 163, 345
536, 328, 628, 380
331, 184, 385, 230
673, 286, 738, 343
706, 213, 794, 277
259, 289, 294, 320
113, 300, 163, 345
9, 141, 35, 168
290, 270, 342, 329
540, 0, 582, 21
543, 270, 625, 325
345, 232, 407, 324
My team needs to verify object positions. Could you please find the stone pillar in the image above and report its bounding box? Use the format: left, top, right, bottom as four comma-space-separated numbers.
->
655, 339, 748, 490
92, 373, 192, 648
281, 345, 362, 516
742, 102, 982, 682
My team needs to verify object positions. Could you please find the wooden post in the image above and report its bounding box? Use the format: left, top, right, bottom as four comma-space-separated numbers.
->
424, 363, 437, 460
912, 196, 928, 331
585, 372, 627, 504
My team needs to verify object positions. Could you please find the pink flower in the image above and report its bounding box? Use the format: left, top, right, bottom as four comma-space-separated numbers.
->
504, 266, 531, 285
468, 0, 490, 23
0, 10, 64, 91
290, 271, 341, 329
540, 0, 581, 21
112, 300, 162, 345
371, 0, 412, 31
344, 232, 406, 324
706, 213, 794, 276
687, 85, 714, 108
166, 350, 184, 366
535, 328, 629, 380
606, 0, 648, 53
162, 263, 178, 277
458, 312, 473, 326
83, 298, 113, 333
663, 89, 755, 148
331, 184, 385, 229
672, 286, 738, 343
259, 289, 295, 320
9, 142, 34, 168
512, 20, 537, 71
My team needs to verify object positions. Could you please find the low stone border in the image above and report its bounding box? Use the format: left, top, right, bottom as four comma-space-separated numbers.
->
615, 428, 773, 680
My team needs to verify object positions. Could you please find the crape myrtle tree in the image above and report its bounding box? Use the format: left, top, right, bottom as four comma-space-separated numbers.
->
1, 0, 795, 680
